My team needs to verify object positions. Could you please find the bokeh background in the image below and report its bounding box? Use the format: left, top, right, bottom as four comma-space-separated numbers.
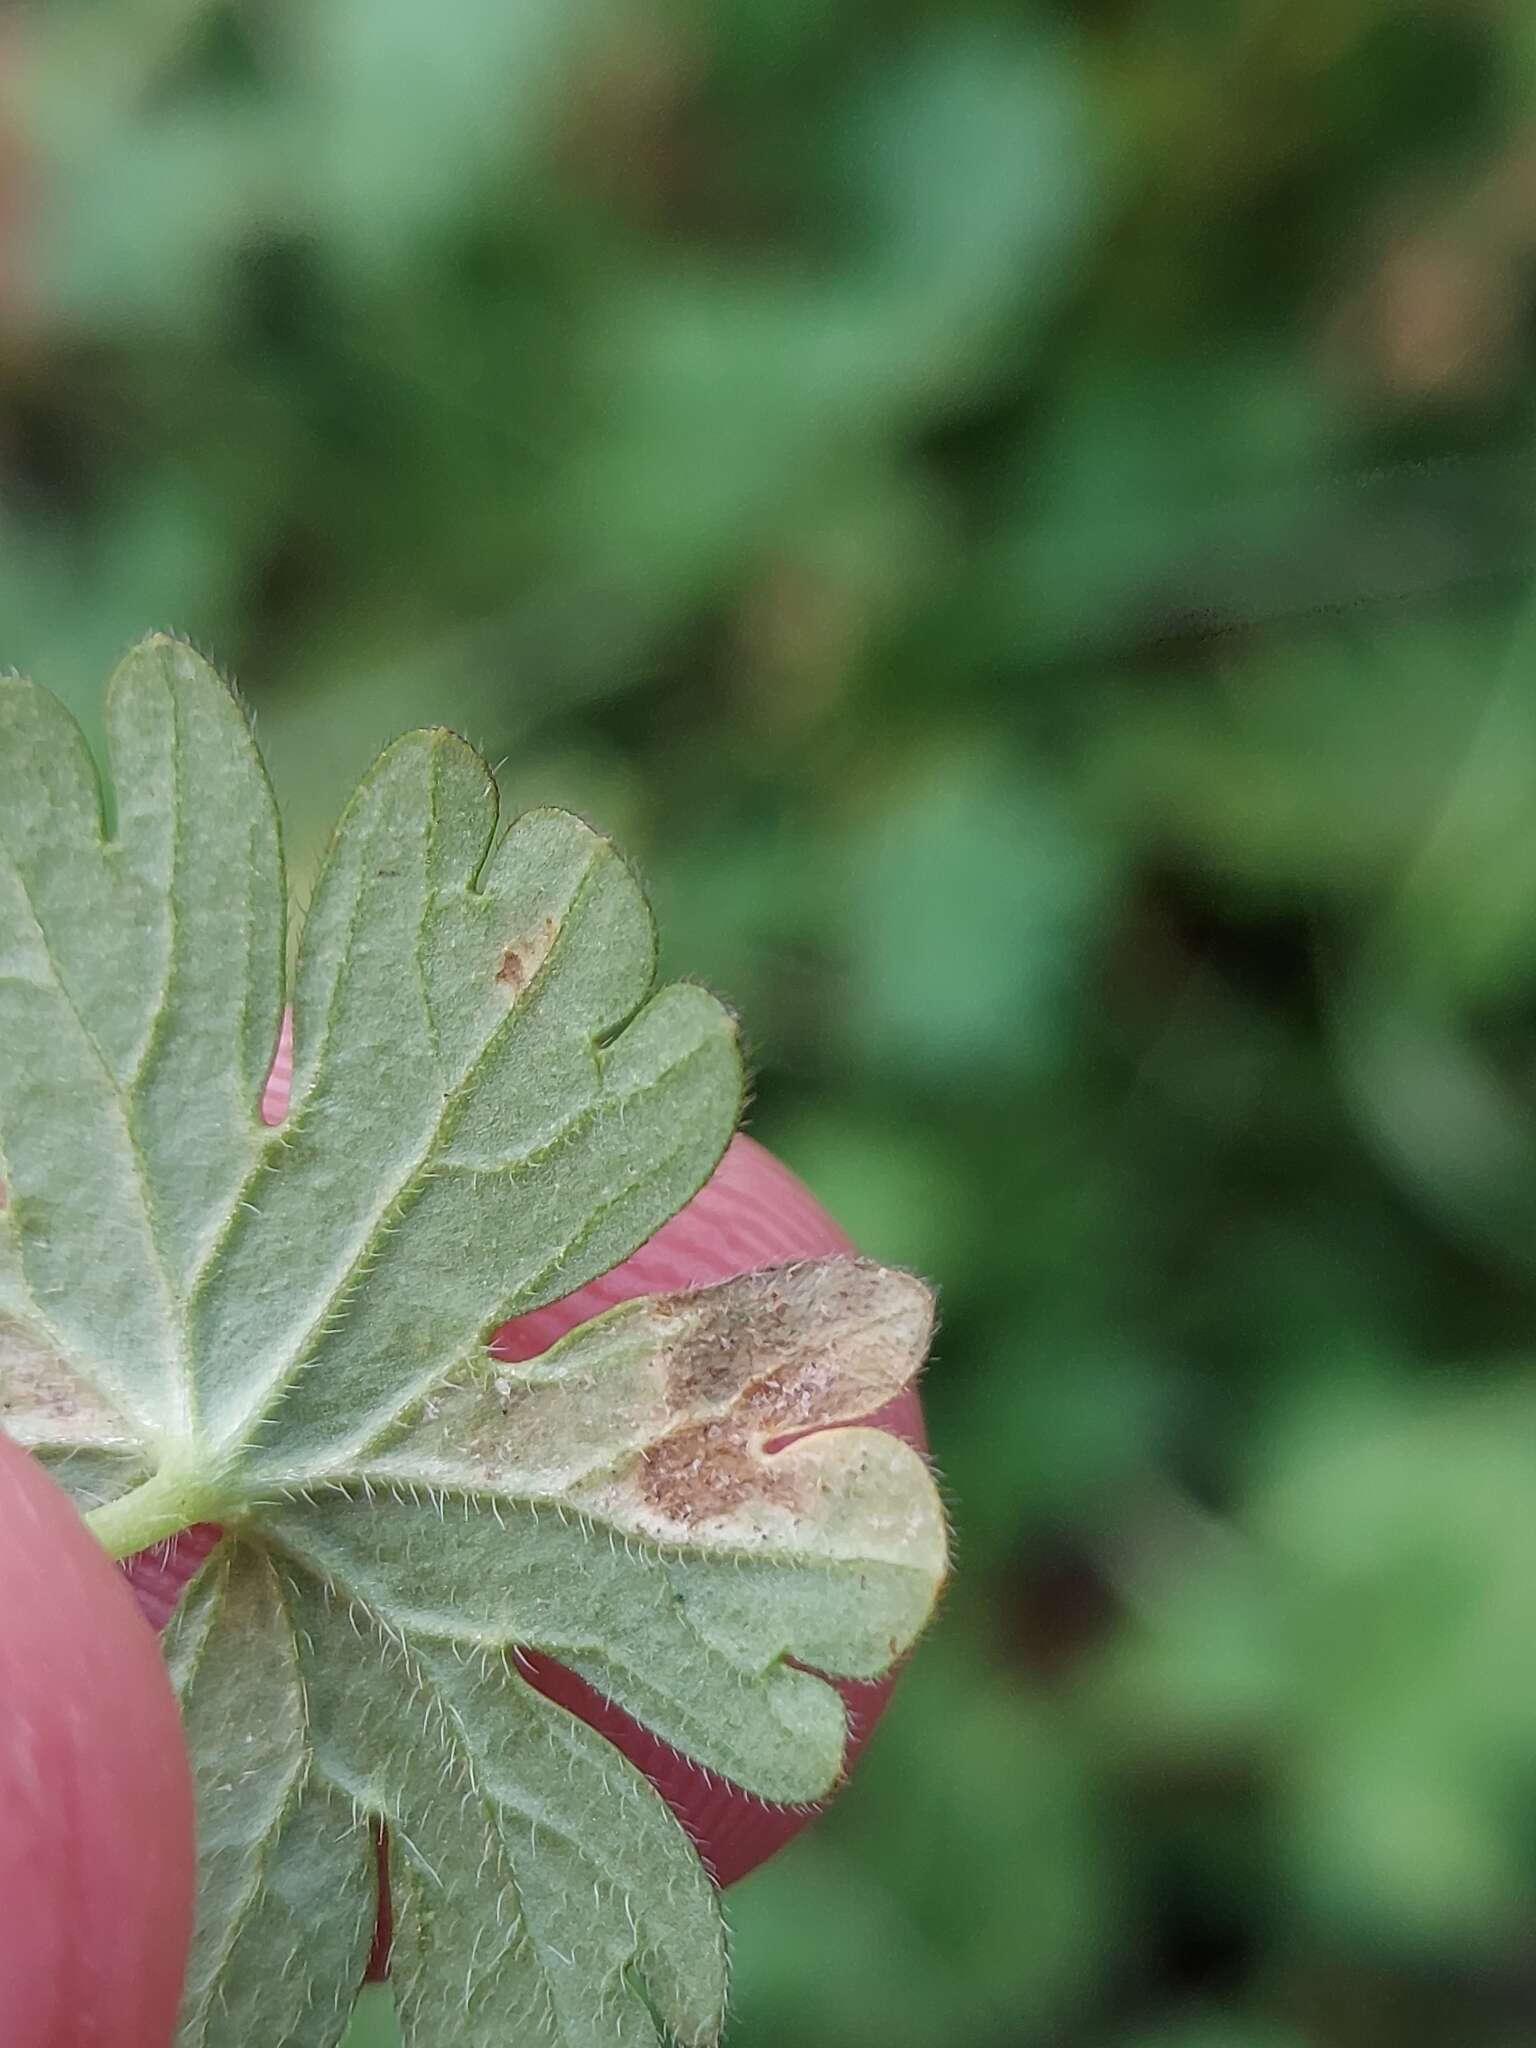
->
9, 3, 1536, 2044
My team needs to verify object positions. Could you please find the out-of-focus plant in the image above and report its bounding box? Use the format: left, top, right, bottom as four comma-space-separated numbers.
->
7, 2, 1536, 2044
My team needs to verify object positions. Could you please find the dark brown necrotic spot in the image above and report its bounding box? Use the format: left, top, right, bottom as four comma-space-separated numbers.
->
495, 913, 561, 995
636, 1418, 797, 1529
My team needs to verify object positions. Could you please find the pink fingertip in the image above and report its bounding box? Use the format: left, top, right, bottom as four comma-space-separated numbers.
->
0, 1432, 195, 2047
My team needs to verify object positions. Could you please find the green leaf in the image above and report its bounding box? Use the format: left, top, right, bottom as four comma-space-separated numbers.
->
265, 1259, 943, 1802
0, 637, 946, 2047
166, 1548, 377, 2048
0, 633, 285, 1440
288, 1567, 727, 2048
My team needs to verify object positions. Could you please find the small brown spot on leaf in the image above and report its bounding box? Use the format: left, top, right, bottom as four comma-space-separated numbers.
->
496, 915, 560, 996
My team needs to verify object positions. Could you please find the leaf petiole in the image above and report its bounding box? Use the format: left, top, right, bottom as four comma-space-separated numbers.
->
85, 1458, 227, 1562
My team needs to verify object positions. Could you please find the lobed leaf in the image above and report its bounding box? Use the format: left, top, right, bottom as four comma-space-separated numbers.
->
265, 1260, 946, 1800
0, 636, 284, 1438
198, 739, 741, 1474
0, 638, 946, 2048
166, 1548, 376, 2048
286, 1568, 728, 2048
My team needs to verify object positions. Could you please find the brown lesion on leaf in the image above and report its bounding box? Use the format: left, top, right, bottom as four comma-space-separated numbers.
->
605, 1260, 933, 1536
659, 1261, 926, 1431
637, 1417, 800, 1528
367, 1258, 937, 1553
495, 914, 560, 996
0, 1315, 136, 1450
664, 1324, 746, 1408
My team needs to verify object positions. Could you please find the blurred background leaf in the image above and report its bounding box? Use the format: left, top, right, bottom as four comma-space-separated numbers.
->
9, 1, 1536, 2042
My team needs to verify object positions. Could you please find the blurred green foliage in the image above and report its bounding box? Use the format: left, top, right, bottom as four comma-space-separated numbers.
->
10, 1, 1536, 2042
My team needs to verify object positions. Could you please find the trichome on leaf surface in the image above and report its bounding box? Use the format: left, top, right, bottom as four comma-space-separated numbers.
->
0, 636, 947, 2048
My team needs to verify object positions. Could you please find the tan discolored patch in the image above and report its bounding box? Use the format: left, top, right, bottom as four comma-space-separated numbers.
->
636, 1415, 800, 1529
0, 1316, 137, 1451
663, 1323, 748, 1408
593, 1260, 934, 1539
364, 1258, 941, 1564
655, 1259, 931, 1435
495, 914, 560, 996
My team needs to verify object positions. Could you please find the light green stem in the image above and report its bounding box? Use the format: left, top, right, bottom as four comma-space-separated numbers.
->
85, 1460, 227, 1561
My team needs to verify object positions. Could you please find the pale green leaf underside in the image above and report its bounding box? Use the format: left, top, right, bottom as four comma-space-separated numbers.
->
166, 1550, 376, 2048
0, 636, 742, 1489
169, 1545, 727, 2048
0, 636, 284, 1440
0, 639, 946, 2048
269, 1259, 946, 1802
